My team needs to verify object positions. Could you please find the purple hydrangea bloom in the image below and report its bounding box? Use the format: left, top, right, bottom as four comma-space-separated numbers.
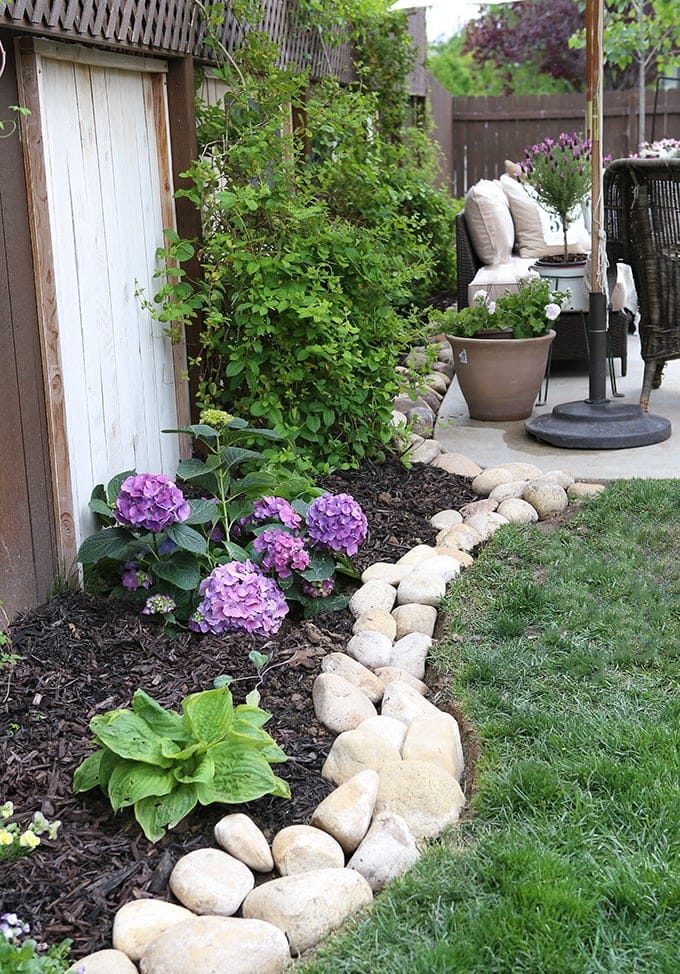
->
115, 474, 190, 533
121, 563, 153, 591
252, 496, 302, 530
253, 529, 310, 579
193, 560, 288, 636
302, 578, 335, 599
306, 493, 367, 557
142, 594, 176, 616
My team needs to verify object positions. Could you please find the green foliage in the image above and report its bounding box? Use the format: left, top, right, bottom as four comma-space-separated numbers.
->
73, 686, 290, 841
152, 4, 457, 474
0, 935, 73, 974
437, 277, 567, 339
570, 0, 680, 78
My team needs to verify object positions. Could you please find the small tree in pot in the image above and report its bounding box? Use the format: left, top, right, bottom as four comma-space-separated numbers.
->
520, 132, 592, 264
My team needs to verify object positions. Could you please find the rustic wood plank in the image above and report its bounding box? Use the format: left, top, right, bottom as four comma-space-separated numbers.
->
104, 0, 123, 39
16, 38, 78, 573
33, 38, 167, 71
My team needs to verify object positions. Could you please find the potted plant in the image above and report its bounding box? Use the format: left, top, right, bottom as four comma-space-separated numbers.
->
440, 276, 567, 422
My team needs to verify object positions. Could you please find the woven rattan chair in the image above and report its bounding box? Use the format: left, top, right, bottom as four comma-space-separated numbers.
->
604, 158, 680, 411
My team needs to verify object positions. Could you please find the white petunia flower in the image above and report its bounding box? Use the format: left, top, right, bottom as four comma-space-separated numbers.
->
487, 301, 497, 314
527, 269, 541, 281
544, 303, 562, 321
473, 289, 488, 305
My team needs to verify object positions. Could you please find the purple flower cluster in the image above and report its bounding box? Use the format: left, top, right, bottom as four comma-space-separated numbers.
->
306, 493, 367, 557
115, 474, 190, 534
253, 529, 310, 579
520, 132, 592, 179
121, 563, 153, 591
0, 913, 29, 941
302, 578, 335, 599
253, 496, 302, 530
190, 560, 288, 636
142, 594, 176, 616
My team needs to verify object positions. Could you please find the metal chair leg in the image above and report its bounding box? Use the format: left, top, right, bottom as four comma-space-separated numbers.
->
536, 345, 553, 406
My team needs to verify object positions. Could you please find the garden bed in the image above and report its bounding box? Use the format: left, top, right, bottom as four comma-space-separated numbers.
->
1, 458, 475, 957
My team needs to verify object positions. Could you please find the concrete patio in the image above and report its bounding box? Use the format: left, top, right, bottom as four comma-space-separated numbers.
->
435, 333, 680, 479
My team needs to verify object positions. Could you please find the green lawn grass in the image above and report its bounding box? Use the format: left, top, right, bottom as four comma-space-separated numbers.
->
300, 480, 680, 974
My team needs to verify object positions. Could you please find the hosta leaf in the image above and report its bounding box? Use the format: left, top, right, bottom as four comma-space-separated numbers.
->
99, 748, 119, 791
134, 784, 198, 842
183, 687, 234, 744
260, 741, 288, 765
132, 690, 189, 742
196, 744, 279, 805
90, 710, 171, 766
270, 775, 292, 799
165, 522, 208, 555
173, 753, 215, 785
73, 749, 104, 792
77, 527, 138, 565
232, 703, 272, 729
160, 739, 205, 761
107, 760, 175, 811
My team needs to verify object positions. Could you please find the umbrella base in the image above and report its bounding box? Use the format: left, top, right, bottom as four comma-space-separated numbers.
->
525, 400, 671, 449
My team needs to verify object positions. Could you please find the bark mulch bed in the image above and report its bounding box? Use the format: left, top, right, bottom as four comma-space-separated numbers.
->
0, 458, 476, 957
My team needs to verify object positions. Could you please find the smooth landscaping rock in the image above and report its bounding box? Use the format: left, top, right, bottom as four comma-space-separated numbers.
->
390, 632, 432, 680
313, 672, 377, 734
471, 467, 516, 496
352, 608, 397, 641
139, 916, 289, 974
390, 409, 408, 428
458, 498, 498, 518
69, 951, 138, 974
374, 668, 428, 696
464, 511, 509, 542
272, 825, 345, 875
345, 631, 393, 669
435, 523, 482, 551
311, 769, 379, 854
496, 461, 543, 480
392, 603, 438, 639
489, 479, 529, 503
347, 811, 420, 892
524, 481, 569, 520
169, 849, 254, 917
321, 653, 384, 705
408, 439, 442, 464
375, 761, 466, 839
423, 372, 449, 395
348, 581, 396, 618
322, 726, 402, 785
356, 714, 408, 751
396, 570, 446, 607
568, 482, 606, 499
397, 544, 437, 566
402, 711, 464, 781
540, 469, 575, 489
113, 899, 194, 962
431, 452, 483, 478
361, 562, 411, 586
497, 498, 539, 525
407, 406, 435, 436
430, 509, 463, 530
242, 869, 373, 956
380, 680, 440, 726
214, 814, 274, 874
416, 555, 462, 582
434, 546, 474, 567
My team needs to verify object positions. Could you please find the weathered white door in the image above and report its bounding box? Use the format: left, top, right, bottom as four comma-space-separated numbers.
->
19, 41, 190, 566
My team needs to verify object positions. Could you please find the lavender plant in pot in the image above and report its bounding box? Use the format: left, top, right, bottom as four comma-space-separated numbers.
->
440, 276, 567, 422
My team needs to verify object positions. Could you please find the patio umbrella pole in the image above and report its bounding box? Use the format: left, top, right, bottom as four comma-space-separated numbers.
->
525, 0, 671, 449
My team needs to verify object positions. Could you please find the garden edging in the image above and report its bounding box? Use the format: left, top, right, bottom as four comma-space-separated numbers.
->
70, 425, 606, 973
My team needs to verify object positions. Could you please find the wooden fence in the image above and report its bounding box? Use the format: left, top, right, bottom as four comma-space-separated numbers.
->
430, 85, 680, 197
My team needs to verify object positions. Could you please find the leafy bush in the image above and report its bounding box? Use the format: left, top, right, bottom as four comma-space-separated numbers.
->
0, 918, 73, 974
73, 686, 289, 842
78, 416, 366, 631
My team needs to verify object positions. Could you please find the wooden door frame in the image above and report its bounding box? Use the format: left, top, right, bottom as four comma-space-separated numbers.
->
15, 37, 192, 573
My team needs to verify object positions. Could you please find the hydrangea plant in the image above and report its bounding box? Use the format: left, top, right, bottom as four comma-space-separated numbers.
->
77, 414, 367, 636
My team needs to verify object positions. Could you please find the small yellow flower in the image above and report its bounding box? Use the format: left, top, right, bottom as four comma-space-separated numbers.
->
0, 801, 13, 819
18, 831, 40, 849
0, 828, 14, 845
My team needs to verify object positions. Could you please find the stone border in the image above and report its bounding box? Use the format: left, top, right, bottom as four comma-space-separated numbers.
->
70, 369, 608, 974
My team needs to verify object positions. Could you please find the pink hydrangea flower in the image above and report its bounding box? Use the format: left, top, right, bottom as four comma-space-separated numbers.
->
190, 560, 288, 636
253, 529, 310, 579
306, 493, 367, 557
115, 474, 189, 533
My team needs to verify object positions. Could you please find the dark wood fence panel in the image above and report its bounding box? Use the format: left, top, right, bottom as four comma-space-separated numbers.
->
433, 86, 680, 196
0, 31, 58, 620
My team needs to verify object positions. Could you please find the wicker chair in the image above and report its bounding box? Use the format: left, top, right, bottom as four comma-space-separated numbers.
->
604, 158, 680, 411
455, 212, 630, 374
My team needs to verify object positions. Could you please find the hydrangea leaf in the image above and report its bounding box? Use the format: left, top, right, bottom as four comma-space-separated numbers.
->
105, 469, 136, 506
182, 687, 234, 744
303, 594, 350, 618
185, 498, 219, 525
77, 527, 139, 566
153, 553, 201, 591
165, 522, 208, 556
299, 551, 336, 582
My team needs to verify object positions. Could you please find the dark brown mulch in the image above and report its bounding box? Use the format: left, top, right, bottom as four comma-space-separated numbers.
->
0, 458, 475, 957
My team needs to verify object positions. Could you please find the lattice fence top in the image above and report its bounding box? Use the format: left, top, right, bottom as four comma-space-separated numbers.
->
0, 0, 356, 79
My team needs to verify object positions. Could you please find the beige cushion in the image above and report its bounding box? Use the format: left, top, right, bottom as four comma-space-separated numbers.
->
500, 174, 590, 258
464, 180, 515, 265
467, 257, 537, 305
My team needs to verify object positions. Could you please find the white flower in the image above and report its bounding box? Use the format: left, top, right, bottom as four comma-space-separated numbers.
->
544, 303, 561, 321
526, 269, 541, 281
487, 301, 497, 314
473, 289, 488, 305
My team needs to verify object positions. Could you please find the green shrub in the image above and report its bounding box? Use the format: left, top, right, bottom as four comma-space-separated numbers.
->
73, 686, 290, 842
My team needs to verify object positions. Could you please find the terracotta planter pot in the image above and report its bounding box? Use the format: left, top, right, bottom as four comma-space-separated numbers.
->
449, 330, 556, 421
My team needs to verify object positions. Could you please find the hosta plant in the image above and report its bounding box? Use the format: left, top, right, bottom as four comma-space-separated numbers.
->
73, 686, 290, 842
